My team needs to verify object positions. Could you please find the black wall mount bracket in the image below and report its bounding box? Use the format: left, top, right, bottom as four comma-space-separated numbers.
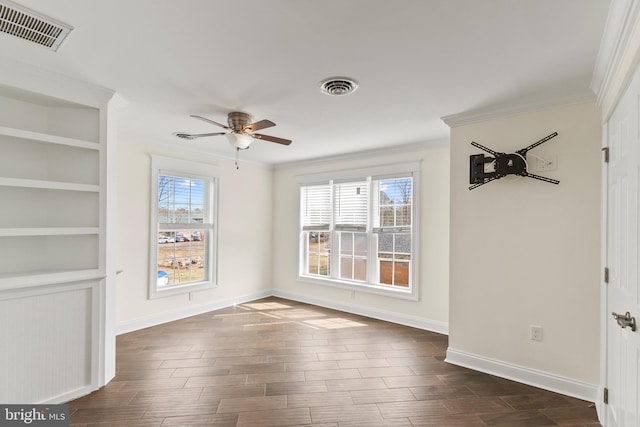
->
469, 132, 560, 190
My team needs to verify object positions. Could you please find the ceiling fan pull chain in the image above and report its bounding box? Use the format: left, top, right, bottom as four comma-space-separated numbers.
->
235, 147, 240, 170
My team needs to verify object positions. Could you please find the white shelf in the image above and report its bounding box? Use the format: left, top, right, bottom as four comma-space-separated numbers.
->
0, 269, 105, 292
0, 227, 99, 237
0, 60, 118, 405
0, 177, 99, 192
0, 126, 99, 150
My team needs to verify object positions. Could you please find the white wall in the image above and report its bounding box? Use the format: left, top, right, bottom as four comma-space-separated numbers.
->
115, 140, 273, 331
448, 102, 602, 393
271, 143, 450, 331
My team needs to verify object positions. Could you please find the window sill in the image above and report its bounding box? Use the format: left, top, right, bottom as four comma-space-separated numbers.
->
150, 280, 217, 299
297, 274, 418, 301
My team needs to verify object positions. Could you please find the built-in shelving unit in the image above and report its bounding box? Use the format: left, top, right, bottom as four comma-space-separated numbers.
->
0, 88, 103, 288
0, 62, 120, 404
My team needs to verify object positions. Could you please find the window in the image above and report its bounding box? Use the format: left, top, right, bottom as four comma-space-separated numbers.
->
298, 162, 419, 299
149, 156, 219, 299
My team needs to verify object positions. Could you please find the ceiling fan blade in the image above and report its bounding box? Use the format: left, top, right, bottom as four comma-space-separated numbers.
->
176, 132, 226, 140
190, 115, 231, 130
244, 119, 276, 132
253, 133, 292, 145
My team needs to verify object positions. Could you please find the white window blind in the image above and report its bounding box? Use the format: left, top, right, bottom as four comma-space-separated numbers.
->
334, 181, 368, 231
301, 184, 331, 230
157, 174, 208, 225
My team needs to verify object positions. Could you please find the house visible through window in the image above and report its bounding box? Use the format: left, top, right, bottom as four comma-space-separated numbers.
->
149, 156, 218, 299
298, 162, 419, 299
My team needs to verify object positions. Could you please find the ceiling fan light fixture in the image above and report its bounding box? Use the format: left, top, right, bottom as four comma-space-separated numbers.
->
226, 132, 253, 149
320, 77, 358, 96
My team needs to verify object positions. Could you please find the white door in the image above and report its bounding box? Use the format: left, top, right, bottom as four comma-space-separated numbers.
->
604, 62, 640, 427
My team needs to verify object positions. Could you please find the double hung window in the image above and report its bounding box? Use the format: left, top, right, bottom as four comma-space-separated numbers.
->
299, 162, 419, 299
149, 156, 219, 299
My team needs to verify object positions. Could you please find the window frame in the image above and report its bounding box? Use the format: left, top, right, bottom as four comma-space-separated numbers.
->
149, 155, 219, 299
297, 161, 420, 300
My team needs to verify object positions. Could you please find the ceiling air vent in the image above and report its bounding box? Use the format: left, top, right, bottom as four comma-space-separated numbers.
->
320, 77, 359, 96
0, 0, 73, 51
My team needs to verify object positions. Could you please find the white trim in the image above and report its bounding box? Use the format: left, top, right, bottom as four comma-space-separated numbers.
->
0, 125, 100, 149
102, 91, 126, 385
297, 275, 419, 301
0, 227, 99, 237
275, 139, 449, 171
592, 0, 640, 120
39, 384, 99, 404
148, 155, 220, 299
0, 177, 99, 192
152, 154, 221, 179
127, 135, 274, 170
296, 161, 421, 185
440, 92, 595, 127
272, 289, 448, 335
297, 164, 420, 300
0, 58, 116, 108
0, 269, 103, 292
115, 289, 272, 335
591, 0, 635, 98
598, 122, 609, 421
116, 289, 448, 336
445, 348, 598, 403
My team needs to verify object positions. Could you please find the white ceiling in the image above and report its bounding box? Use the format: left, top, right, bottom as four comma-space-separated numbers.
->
1, 0, 610, 165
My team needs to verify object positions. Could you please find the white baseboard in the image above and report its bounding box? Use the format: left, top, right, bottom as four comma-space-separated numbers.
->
272, 289, 449, 335
115, 288, 447, 336
41, 384, 98, 404
115, 290, 272, 335
445, 347, 598, 403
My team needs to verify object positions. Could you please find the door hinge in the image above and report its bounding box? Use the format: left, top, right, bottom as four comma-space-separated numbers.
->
604, 387, 609, 404
602, 147, 609, 163
604, 267, 609, 284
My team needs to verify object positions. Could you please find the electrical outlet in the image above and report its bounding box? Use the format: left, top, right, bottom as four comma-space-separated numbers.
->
536, 155, 557, 172
530, 325, 543, 341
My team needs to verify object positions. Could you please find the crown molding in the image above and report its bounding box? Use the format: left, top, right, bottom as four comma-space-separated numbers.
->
274, 138, 449, 171
440, 91, 596, 128
592, 0, 640, 120
123, 132, 275, 170
0, 58, 116, 107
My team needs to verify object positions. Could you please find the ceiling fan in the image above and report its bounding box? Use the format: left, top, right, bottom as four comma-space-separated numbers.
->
176, 111, 292, 150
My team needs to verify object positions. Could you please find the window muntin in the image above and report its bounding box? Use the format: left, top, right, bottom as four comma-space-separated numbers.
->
374, 177, 412, 230
150, 156, 218, 299
306, 231, 331, 277
299, 168, 416, 297
377, 232, 411, 287
339, 232, 367, 281
157, 230, 207, 287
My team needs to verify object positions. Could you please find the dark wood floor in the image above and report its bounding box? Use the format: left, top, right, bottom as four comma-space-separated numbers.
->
69, 297, 601, 426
